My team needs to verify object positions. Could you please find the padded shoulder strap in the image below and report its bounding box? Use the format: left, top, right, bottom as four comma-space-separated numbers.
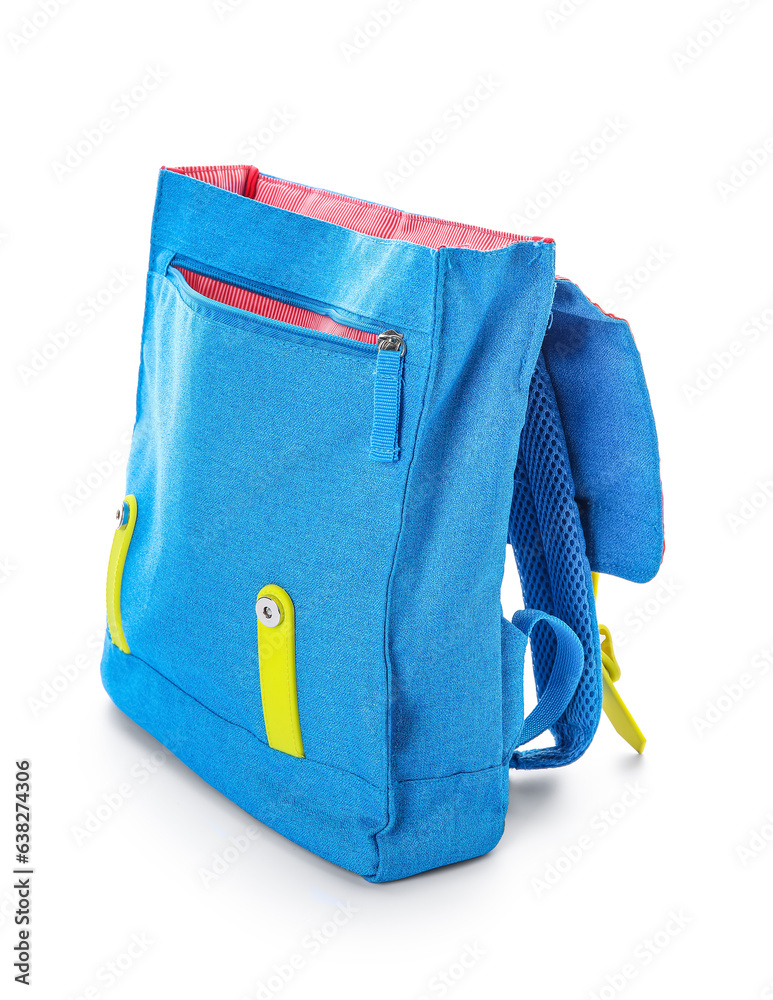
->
508, 353, 603, 769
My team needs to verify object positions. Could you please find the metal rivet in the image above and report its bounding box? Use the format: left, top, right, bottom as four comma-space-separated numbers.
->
115, 502, 125, 527
256, 596, 282, 628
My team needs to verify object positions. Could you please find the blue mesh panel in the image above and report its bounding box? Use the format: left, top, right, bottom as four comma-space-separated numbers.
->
508, 352, 602, 768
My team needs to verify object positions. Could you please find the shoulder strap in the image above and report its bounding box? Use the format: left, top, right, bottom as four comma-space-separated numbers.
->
508, 277, 662, 768
508, 352, 603, 769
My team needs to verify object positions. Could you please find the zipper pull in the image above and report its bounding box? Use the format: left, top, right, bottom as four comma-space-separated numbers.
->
369, 330, 405, 463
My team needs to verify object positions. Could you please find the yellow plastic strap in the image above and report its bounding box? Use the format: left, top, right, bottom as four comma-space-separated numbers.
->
256, 585, 304, 758
592, 572, 646, 753
106, 495, 137, 654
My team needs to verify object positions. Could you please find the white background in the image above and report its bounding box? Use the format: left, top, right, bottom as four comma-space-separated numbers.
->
2, 0, 773, 997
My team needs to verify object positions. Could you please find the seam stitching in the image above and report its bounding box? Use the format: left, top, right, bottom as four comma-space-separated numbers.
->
114, 647, 383, 792
372, 248, 445, 877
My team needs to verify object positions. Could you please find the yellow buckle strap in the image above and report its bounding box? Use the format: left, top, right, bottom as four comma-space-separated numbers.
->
256, 585, 304, 758
592, 572, 646, 753
106, 495, 137, 654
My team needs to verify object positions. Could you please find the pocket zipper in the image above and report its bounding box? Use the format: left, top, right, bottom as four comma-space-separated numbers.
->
169, 254, 384, 339
371, 331, 405, 463
168, 256, 406, 464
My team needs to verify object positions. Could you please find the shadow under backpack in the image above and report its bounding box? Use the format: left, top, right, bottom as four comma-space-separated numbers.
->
101, 166, 663, 882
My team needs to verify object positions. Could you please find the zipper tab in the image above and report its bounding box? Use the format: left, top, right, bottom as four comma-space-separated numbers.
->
369, 330, 405, 463
376, 330, 406, 355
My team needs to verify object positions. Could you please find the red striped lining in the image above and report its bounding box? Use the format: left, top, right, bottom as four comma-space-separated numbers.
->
172, 164, 255, 195
177, 268, 377, 344
171, 164, 552, 250
250, 173, 550, 251
169, 165, 552, 341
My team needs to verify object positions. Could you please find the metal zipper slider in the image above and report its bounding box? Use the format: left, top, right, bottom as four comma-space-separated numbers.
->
370, 330, 405, 463
377, 330, 406, 355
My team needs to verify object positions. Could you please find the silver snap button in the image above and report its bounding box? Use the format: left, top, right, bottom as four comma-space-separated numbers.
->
256, 596, 282, 627
115, 502, 125, 527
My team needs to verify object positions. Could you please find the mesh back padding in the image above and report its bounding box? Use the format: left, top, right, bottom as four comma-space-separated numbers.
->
508, 352, 602, 768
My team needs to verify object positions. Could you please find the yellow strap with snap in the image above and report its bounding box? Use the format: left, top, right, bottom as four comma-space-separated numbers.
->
592, 572, 646, 753
256, 584, 304, 758
107, 495, 137, 654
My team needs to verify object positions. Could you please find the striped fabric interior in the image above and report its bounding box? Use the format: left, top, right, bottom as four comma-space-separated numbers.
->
176, 268, 377, 344
171, 164, 257, 195
170, 165, 552, 341
250, 174, 547, 251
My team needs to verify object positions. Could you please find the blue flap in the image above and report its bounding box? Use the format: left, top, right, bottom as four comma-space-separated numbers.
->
542, 279, 663, 584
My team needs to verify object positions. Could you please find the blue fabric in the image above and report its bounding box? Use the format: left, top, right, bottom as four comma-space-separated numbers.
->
369, 347, 403, 462
101, 168, 559, 881
511, 609, 585, 748
500, 616, 527, 759
543, 280, 663, 583
508, 354, 604, 769
500, 609, 586, 762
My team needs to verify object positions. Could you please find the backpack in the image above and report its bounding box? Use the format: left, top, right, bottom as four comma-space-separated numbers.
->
102, 165, 663, 881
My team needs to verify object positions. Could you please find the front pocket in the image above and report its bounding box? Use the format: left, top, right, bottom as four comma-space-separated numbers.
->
167, 257, 406, 463
121, 266, 421, 785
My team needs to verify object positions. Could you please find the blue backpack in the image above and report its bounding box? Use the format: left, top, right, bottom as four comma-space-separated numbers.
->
102, 166, 663, 881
